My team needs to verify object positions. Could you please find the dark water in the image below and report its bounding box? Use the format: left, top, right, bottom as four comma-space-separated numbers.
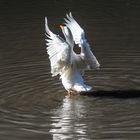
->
0, 0, 140, 139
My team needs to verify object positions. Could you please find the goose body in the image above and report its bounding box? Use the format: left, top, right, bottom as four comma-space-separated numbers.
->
45, 13, 100, 94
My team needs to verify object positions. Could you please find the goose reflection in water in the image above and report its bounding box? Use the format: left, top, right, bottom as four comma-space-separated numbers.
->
49, 96, 90, 140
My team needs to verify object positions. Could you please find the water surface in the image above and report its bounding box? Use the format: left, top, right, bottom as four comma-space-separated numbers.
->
0, 0, 140, 139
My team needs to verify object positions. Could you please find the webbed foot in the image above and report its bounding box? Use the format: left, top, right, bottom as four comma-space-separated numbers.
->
67, 90, 72, 96
78, 91, 81, 96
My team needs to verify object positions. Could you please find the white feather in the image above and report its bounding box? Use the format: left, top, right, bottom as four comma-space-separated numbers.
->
45, 17, 71, 76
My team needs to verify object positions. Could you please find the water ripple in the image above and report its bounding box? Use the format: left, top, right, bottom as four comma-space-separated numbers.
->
0, 1, 140, 139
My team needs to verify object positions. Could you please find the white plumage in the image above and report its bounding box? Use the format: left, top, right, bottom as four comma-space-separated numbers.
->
45, 13, 100, 94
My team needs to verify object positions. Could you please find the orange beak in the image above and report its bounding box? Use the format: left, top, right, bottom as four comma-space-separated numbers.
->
60, 25, 64, 30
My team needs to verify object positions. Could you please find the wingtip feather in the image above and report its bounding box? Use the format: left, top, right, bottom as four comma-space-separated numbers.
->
45, 17, 51, 35
45, 17, 48, 24
69, 12, 73, 18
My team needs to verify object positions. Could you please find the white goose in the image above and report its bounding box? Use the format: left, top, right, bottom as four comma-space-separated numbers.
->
45, 13, 100, 95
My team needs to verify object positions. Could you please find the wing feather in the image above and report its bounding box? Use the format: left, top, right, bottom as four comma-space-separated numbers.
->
64, 13, 100, 70
45, 17, 71, 76
64, 12, 84, 44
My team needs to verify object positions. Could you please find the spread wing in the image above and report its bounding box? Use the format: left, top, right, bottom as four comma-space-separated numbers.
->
45, 17, 71, 77
64, 13, 100, 70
